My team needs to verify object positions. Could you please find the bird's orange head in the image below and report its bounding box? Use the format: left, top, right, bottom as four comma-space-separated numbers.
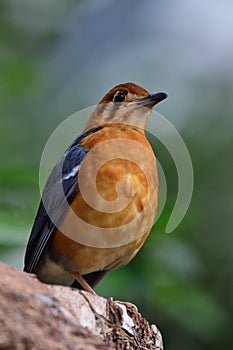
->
84, 82, 167, 132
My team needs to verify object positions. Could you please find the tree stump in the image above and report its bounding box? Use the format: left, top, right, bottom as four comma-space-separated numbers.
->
0, 262, 163, 349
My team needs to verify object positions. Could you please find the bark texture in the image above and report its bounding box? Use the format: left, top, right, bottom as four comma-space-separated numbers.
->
0, 262, 163, 349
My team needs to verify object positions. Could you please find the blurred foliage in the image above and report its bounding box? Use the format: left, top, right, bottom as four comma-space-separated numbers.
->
0, 1, 232, 349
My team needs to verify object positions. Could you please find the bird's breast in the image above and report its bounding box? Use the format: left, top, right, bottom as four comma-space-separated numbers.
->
51, 125, 158, 275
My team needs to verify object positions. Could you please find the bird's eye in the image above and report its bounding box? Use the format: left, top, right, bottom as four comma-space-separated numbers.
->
113, 91, 126, 103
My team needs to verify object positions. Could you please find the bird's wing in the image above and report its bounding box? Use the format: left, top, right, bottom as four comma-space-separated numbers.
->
24, 130, 93, 273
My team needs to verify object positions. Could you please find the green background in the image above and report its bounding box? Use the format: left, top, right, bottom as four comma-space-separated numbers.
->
0, 1, 232, 349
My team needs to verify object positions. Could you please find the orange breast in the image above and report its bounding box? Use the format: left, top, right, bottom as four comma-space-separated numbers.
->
51, 124, 158, 275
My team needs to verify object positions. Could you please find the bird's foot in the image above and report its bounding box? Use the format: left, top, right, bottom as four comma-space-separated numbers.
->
72, 271, 97, 295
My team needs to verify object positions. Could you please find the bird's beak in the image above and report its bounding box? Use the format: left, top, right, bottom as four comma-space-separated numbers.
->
137, 92, 168, 108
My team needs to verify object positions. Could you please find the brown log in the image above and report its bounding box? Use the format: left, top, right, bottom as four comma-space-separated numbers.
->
0, 262, 163, 349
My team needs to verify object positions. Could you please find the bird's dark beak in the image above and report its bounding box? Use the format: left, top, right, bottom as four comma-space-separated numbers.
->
137, 92, 168, 108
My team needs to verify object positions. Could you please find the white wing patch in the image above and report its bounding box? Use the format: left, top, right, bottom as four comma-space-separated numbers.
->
63, 165, 80, 180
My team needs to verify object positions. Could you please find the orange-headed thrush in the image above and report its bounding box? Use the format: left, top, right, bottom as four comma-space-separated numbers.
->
24, 83, 167, 294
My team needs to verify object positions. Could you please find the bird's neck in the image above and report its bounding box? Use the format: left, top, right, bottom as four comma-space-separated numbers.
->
84, 103, 151, 132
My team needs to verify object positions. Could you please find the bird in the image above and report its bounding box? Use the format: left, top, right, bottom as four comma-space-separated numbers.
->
24, 82, 167, 294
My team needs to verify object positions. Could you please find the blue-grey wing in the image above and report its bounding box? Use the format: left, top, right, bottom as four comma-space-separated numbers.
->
24, 131, 92, 273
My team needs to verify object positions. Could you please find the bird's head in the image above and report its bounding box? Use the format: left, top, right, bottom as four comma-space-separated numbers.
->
84, 82, 167, 132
